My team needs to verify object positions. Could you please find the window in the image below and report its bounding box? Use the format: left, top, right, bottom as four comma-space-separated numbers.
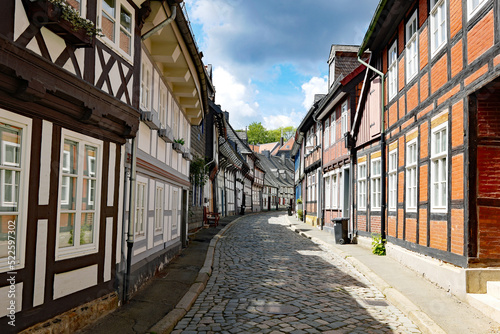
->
141, 63, 151, 110
406, 12, 419, 82
155, 186, 163, 232
311, 174, 316, 202
468, 0, 487, 20
100, 0, 133, 56
67, 0, 83, 12
0, 117, 30, 271
341, 102, 348, 135
324, 176, 330, 209
430, 0, 447, 55
324, 119, 330, 148
330, 114, 336, 145
316, 124, 321, 148
307, 175, 311, 201
159, 88, 168, 127
431, 123, 448, 211
388, 149, 398, 211
406, 138, 418, 211
57, 133, 101, 258
371, 158, 381, 210
358, 163, 367, 210
136, 182, 146, 236
388, 42, 398, 100
331, 173, 338, 209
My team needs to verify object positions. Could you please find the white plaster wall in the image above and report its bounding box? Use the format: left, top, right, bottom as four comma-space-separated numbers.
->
33, 220, 48, 307
53, 265, 98, 299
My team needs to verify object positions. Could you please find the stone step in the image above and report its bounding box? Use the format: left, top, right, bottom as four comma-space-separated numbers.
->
467, 293, 500, 323
488, 281, 500, 299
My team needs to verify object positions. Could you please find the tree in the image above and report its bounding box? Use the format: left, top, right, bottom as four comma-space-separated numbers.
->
247, 122, 268, 144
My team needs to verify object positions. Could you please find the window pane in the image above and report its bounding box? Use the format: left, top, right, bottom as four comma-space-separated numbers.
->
64, 140, 78, 174
66, 0, 81, 12
81, 213, 94, 245
103, 0, 115, 16
85, 146, 97, 177
59, 213, 75, 248
1, 126, 22, 167
61, 176, 77, 210
0, 215, 17, 258
102, 13, 115, 41
120, 7, 132, 32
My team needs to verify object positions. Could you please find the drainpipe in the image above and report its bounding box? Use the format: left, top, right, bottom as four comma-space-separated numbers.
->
357, 56, 386, 241
312, 113, 324, 229
141, 4, 179, 40
124, 137, 137, 303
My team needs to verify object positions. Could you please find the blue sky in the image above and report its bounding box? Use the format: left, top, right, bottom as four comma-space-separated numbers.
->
183, 0, 379, 130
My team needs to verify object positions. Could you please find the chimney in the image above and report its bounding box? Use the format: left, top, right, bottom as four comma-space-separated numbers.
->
223, 111, 229, 122
280, 136, 284, 147
281, 153, 285, 165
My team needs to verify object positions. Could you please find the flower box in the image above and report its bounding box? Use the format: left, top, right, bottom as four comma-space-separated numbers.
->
26, 0, 94, 48
173, 142, 183, 153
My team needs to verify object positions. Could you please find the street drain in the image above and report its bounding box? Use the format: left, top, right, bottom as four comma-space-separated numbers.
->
363, 299, 389, 306
255, 303, 300, 315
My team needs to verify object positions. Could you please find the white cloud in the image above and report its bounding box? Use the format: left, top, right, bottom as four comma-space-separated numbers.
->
263, 110, 305, 129
212, 66, 259, 129
301, 76, 327, 110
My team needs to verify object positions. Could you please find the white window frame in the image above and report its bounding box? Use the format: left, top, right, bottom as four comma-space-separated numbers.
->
324, 175, 330, 209
430, 0, 448, 56
388, 149, 398, 211
341, 102, 348, 135
159, 87, 168, 128
358, 162, 367, 210
406, 138, 418, 212
406, 12, 419, 83
67, 0, 87, 17
141, 62, 151, 111
99, 0, 134, 60
135, 181, 147, 238
388, 41, 398, 100
155, 185, 164, 233
371, 158, 382, 211
431, 122, 448, 212
56, 130, 102, 260
0, 112, 31, 273
468, 0, 488, 20
330, 114, 336, 146
331, 173, 338, 209
324, 119, 330, 148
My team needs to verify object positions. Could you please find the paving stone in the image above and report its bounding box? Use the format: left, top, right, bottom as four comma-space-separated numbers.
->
173, 213, 421, 334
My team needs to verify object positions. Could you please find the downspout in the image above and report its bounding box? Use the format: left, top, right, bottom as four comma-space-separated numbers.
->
312, 113, 324, 230
357, 56, 386, 241
124, 137, 137, 303
142, 4, 178, 40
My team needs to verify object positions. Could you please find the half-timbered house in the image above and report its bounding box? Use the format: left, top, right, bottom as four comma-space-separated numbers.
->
122, 0, 209, 296
0, 0, 143, 331
353, 0, 500, 300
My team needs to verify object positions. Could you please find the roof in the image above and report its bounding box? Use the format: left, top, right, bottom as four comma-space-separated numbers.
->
358, 0, 414, 55
259, 142, 280, 153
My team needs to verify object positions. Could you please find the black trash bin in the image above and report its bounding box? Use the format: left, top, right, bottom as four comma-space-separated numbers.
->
287, 205, 292, 216
332, 217, 349, 244
240, 205, 245, 215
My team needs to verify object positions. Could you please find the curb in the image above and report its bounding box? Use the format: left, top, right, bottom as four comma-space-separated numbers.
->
288, 223, 445, 334
147, 217, 242, 334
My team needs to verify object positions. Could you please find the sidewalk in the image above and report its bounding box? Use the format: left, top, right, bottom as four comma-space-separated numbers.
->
77, 214, 242, 334
285, 214, 500, 334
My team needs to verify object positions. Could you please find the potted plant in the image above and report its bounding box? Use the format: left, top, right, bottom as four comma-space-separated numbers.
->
173, 138, 184, 153
296, 198, 303, 211
25, 0, 102, 47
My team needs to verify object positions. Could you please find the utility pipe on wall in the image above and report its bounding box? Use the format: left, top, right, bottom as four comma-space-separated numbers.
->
142, 5, 178, 40
124, 137, 137, 302
357, 56, 387, 241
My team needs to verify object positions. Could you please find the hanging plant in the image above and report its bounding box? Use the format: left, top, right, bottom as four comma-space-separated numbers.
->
190, 156, 208, 187
174, 138, 185, 145
50, 0, 103, 36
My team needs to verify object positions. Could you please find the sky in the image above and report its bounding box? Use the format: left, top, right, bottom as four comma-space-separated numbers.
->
183, 0, 379, 131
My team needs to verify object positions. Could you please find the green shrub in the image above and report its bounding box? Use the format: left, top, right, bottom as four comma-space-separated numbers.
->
297, 209, 303, 220
371, 233, 386, 256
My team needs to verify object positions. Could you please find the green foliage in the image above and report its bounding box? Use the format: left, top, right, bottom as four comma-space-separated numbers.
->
296, 198, 302, 204
246, 122, 296, 145
297, 209, 303, 220
189, 156, 208, 186
174, 138, 185, 145
48, 0, 103, 37
371, 233, 386, 256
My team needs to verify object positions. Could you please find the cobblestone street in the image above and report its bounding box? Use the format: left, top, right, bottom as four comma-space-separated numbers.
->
172, 213, 421, 334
